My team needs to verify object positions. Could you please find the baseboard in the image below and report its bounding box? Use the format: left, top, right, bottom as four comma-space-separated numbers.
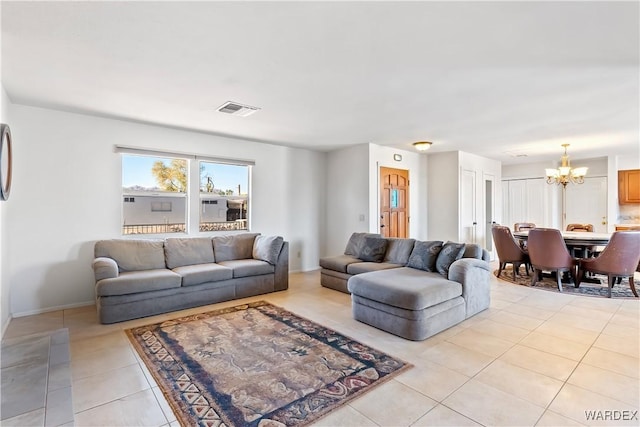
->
12, 300, 95, 318
1, 314, 12, 339
289, 266, 321, 274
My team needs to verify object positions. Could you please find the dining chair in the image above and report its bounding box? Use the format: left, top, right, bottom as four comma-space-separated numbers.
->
566, 223, 596, 258
577, 231, 640, 298
514, 222, 536, 232
527, 228, 577, 292
566, 223, 594, 232
492, 225, 530, 281
513, 222, 536, 250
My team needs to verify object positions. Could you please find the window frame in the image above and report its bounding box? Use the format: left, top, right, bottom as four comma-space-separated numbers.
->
198, 159, 250, 233
118, 145, 254, 236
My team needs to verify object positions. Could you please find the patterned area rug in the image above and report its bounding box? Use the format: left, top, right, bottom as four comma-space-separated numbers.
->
495, 266, 638, 299
126, 301, 411, 426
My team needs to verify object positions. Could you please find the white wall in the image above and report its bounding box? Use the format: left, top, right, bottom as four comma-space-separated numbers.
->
1, 86, 11, 335
427, 151, 460, 242
616, 154, 640, 171
368, 144, 428, 240
502, 160, 556, 180
284, 148, 326, 272
325, 144, 369, 256
6, 104, 326, 316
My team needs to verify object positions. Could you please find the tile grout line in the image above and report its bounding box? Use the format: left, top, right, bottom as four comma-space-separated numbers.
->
532, 301, 638, 427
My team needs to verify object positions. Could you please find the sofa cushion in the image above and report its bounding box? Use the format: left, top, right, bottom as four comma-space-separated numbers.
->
217, 259, 275, 278
383, 238, 416, 265
358, 237, 388, 262
344, 232, 381, 257
172, 263, 233, 286
165, 237, 215, 269
407, 240, 443, 272
95, 239, 166, 272
347, 267, 462, 311
213, 233, 260, 262
319, 255, 361, 273
347, 262, 402, 275
462, 243, 483, 260
252, 235, 284, 265
436, 241, 466, 277
96, 269, 181, 296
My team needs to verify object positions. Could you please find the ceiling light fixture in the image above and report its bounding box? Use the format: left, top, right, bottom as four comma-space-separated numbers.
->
545, 144, 588, 187
413, 141, 433, 151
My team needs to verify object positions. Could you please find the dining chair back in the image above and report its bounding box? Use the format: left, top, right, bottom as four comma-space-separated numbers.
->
527, 228, 576, 292
492, 225, 530, 281
566, 223, 596, 257
578, 231, 640, 298
566, 223, 594, 232
513, 222, 536, 250
514, 222, 536, 232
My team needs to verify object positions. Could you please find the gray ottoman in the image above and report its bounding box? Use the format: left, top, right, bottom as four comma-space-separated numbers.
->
347, 267, 466, 341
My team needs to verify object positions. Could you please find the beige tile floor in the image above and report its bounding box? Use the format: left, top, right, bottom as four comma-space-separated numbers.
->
3, 270, 639, 426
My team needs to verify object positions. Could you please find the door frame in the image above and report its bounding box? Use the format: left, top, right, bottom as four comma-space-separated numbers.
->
379, 166, 410, 238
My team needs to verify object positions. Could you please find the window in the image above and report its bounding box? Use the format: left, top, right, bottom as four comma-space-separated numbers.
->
122, 154, 187, 235
200, 161, 249, 232
119, 146, 253, 235
151, 201, 172, 212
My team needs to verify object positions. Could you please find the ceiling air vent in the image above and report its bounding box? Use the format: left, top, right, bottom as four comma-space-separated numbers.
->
217, 101, 260, 117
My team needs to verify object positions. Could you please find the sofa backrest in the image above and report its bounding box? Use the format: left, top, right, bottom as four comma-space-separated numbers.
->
213, 233, 261, 262
165, 237, 216, 269
95, 239, 166, 272
383, 238, 416, 265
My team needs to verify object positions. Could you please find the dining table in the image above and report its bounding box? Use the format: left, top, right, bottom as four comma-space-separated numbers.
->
513, 230, 612, 251
513, 230, 612, 284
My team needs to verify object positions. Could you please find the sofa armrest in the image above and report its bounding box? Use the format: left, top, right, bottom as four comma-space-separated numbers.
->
92, 257, 119, 282
274, 241, 289, 291
448, 258, 490, 318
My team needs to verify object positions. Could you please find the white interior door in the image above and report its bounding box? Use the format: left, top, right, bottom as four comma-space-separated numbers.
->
484, 174, 496, 258
501, 181, 510, 228
564, 176, 608, 232
507, 180, 527, 228
461, 169, 477, 243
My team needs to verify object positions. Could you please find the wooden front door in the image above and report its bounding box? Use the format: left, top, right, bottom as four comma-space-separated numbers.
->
380, 167, 409, 238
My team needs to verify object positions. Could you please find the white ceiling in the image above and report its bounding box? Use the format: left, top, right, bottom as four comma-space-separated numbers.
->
2, 1, 639, 164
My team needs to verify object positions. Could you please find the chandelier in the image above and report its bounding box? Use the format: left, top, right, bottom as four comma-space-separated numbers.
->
545, 144, 588, 187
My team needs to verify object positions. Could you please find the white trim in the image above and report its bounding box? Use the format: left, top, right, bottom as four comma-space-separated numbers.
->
1, 315, 12, 339
115, 145, 256, 166
290, 266, 321, 274
11, 301, 95, 318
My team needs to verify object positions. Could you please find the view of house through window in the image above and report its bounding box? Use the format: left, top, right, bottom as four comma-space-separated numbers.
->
122, 155, 188, 234
200, 161, 249, 232
121, 151, 250, 235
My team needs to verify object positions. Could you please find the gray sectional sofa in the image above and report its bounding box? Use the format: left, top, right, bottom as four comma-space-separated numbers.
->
320, 233, 491, 340
92, 233, 288, 324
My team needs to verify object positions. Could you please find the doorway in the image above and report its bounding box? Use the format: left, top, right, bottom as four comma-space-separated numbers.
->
484, 176, 495, 255
379, 167, 409, 238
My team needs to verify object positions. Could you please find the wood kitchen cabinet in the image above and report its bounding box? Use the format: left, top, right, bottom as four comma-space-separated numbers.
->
618, 169, 640, 204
